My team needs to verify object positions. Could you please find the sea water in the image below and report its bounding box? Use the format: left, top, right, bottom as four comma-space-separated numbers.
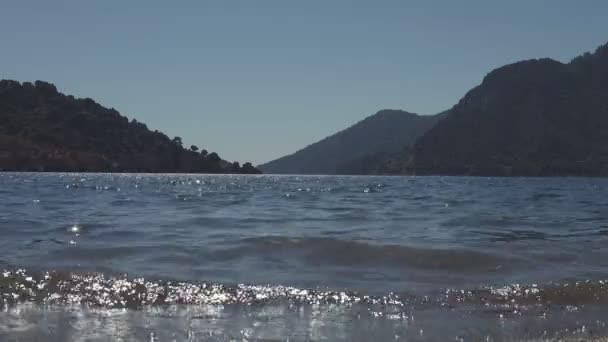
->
1, 173, 608, 341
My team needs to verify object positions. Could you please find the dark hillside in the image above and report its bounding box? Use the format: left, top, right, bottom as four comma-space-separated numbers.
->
259, 110, 443, 174
414, 42, 608, 176
0, 80, 259, 173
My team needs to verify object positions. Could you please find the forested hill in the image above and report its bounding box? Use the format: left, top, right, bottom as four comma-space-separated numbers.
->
0, 80, 259, 173
414, 41, 608, 176
259, 110, 442, 174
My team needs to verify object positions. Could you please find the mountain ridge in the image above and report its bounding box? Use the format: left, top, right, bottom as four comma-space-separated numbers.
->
0, 80, 260, 174
258, 109, 444, 174
413, 41, 608, 176
260, 40, 608, 177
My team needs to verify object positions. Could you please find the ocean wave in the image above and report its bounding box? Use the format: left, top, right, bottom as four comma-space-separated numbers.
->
229, 236, 514, 271
3, 267, 608, 313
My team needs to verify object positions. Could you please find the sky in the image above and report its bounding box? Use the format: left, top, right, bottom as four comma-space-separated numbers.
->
1, 1, 607, 165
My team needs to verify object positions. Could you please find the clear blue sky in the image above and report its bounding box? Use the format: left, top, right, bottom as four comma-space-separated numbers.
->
1, 1, 607, 165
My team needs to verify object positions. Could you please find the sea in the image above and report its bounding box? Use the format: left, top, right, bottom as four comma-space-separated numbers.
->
1, 173, 608, 341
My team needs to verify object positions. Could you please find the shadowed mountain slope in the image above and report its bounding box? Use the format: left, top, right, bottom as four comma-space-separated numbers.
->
259, 110, 443, 174
0, 80, 259, 173
414, 41, 608, 176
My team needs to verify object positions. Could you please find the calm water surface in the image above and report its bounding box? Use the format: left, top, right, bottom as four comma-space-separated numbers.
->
1, 173, 608, 341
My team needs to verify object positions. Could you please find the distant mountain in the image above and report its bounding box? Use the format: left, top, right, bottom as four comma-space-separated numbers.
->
258, 110, 444, 174
0, 80, 260, 173
414, 41, 608, 176
334, 146, 415, 175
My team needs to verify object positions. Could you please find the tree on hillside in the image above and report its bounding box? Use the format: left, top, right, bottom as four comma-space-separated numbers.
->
231, 161, 241, 172
190, 145, 199, 152
172, 136, 183, 147
207, 152, 221, 163
241, 162, 260, 174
